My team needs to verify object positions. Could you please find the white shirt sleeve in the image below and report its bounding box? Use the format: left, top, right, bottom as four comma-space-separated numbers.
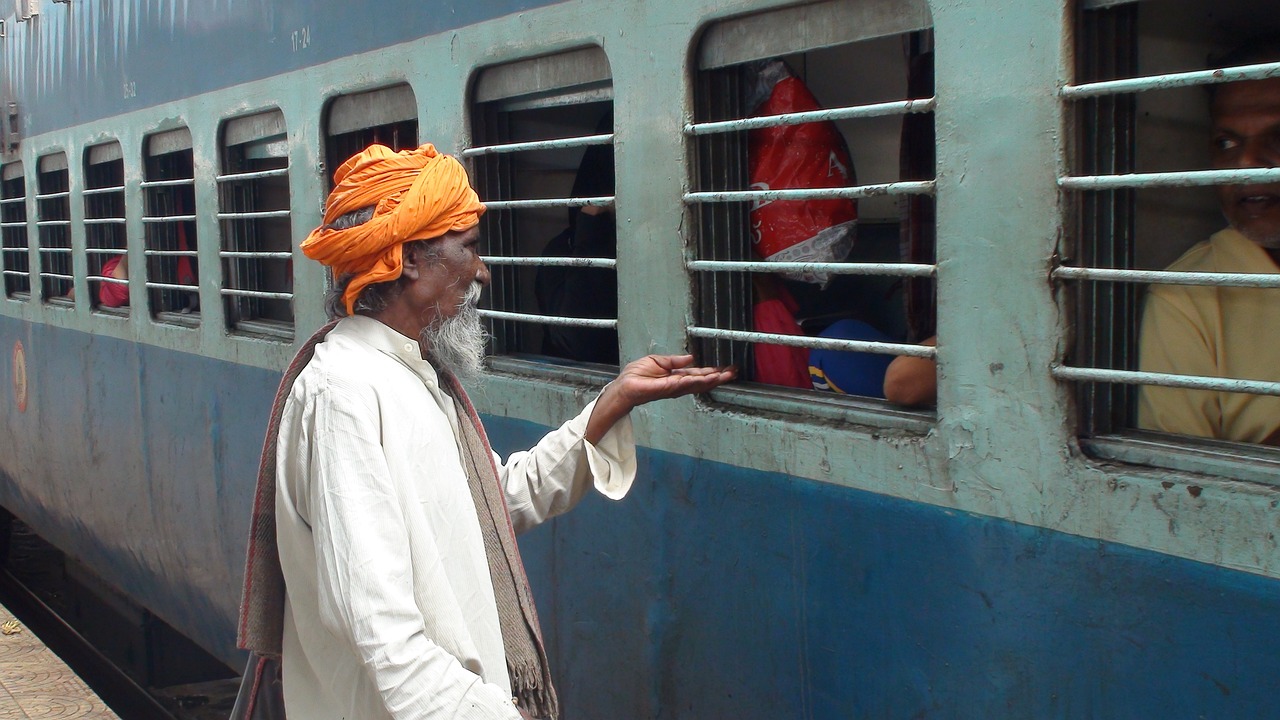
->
305, 377, 523, 720
499, 397, 637, 534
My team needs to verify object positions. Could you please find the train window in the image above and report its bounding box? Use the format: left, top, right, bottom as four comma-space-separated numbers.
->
84, 142, 129, 316
686, 0, 936, 421
142, 127, 200, 327
465, 47, 618, 373
218, 110, 293, 341
324, 84, 418, 186
36, 153, 72, 306
1058, 0, 1280, 474
0, 162, 28, 300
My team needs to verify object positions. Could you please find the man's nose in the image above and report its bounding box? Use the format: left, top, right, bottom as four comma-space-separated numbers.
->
475, 259, 491, 287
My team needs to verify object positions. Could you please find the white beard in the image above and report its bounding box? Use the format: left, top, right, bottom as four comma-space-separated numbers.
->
422, 283, 488, 382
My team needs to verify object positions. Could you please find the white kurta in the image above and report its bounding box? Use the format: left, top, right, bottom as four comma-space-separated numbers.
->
274, 315, 636, 719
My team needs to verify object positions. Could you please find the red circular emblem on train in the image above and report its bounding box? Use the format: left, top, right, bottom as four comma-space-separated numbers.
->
12, 340, 26, 413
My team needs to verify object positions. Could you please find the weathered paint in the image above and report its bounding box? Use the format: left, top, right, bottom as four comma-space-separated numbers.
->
495, 414, 1280, 719
1, 318, 1277, 717
0, 315, 276, 662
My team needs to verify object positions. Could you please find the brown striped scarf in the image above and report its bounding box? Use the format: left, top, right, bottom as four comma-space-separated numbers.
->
236, 320, 557, 719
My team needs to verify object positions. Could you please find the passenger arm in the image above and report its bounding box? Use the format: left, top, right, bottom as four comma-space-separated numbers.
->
883, 336, 938, 406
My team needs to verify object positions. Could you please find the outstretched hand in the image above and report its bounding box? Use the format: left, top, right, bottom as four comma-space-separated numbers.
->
585, 355, 736, 444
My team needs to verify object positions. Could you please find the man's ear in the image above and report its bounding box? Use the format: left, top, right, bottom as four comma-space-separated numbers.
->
400, 245, 423, 281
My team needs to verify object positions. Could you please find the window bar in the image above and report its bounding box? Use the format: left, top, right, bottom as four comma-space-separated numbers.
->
481, 255, 615, 268
479, 309, 618, 329
1055, 266, 1280, 288
687, 326, 939, 358
688, 260, 936, 276
461, 133, 613, 158
84, 218, 127, 226
696, 66, 749, 373
218, 250, 293, 259
1072, 4, 1136, 436
480, 196, 613, 211
1053, 365, 1280, 396
144, 281, 199, 292
34, 191, 71, 201
220, 288, 293, 300
142, 215, 199, 223
684, 180, 935, 204
139, 178, 196, 189
81, 185, 124, 197
143, 249, 199, 257
1061, 167, 1280, 190
471, 109, 522, 354
685, 98, 936, 136
215, 209, 292, 220
215, 167, 290, 182
1062, 60, 1280, 99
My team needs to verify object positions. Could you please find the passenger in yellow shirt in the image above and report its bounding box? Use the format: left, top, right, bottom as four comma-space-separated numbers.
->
1138, 40, 1280, 444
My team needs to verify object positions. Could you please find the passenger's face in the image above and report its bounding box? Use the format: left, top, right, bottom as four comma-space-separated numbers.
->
1211, 77, 1280, 248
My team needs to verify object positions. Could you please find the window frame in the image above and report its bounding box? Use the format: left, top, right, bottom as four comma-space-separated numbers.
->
141, 126, 202, 328
683, 0, 938, 431
35, 152, 73, 307
0, 161, 29, 301
217, 108, 295, 342
83, 140, 130, 317
1057, 0, 1280, 482
464, 46, 621, 380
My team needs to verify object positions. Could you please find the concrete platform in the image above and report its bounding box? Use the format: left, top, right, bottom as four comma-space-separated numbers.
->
0, 603, 118, 719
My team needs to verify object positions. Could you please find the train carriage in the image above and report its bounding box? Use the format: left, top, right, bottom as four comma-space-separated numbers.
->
1, 0, 1278, 717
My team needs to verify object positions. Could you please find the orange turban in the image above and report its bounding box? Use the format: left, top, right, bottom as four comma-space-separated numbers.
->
302, 143, 485, 315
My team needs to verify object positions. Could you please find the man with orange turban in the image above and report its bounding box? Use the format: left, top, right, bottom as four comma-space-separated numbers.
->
235, 143, 734, 720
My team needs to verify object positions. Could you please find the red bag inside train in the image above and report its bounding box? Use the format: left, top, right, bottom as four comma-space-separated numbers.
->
747, 60, 857, 286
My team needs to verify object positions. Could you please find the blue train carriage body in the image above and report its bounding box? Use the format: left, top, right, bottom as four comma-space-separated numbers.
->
0, 0, 1278, 717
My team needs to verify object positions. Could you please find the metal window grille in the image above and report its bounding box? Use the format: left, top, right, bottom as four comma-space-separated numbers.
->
1058, 1, 1280, 447
142, 128, 200, 325
0, 163, 28, 299
687, 2, 937, 400
324, 84, 418, 189
36, 154, 72, 305
219, 110, 294, 341
84, 142, 128, 315
466, 46, 619, 368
